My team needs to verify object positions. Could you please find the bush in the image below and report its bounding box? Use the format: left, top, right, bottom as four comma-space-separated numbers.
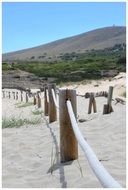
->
116, 56, 126, 65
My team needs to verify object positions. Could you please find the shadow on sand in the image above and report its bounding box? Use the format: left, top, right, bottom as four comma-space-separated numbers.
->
43, 116, 72, 188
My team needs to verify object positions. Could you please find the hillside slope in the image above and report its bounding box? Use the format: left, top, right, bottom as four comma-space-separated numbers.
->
3, 26, 126, 61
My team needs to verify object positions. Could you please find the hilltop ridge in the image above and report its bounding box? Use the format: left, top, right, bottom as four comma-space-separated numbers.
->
3, 26, 126, 62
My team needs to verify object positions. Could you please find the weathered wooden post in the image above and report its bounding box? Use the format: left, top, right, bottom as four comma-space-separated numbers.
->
26, 89, 31, 97
12, 92, 15, 99
33, 93, 36, 105
8, 91, 11, 99
44, 85, 49, 116
25, 92, 28, 103
21, 91, 23, 102
48, 83, 57, 123
16, 92, 18, 100
93, 96, 97, 113
37, 92, 41, 108
59, 89, 78, 162
88, 93, 97, 114
88, 93, 93, 114
103, 86, 114, 114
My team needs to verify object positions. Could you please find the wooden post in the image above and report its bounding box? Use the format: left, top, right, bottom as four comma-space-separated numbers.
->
13, 92, 15, 99
88, 95, 93, 114
3, 91, 5, 98
103, 86, 114, 114
25, 92, 28, 103
8, 91, 11, 99
93, 97, 97, 113
107, 86, 113, 107
88, 93, 97, 114
16, 92, 18, 100
48, 84, 57, 123
37, 93, 41, 108
59, 89, 78, 162
21, 91, 23, 102
44, 86, 49, 116
26, 89, 31, 97
33, 93, 36, 105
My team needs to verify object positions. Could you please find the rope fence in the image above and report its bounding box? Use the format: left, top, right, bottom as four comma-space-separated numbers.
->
66, 100, 122, 188
51, 89, 59, 109
2, 83, 124, 188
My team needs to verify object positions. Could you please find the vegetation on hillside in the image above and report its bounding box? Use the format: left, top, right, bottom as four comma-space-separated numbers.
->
2, 44, 126, 83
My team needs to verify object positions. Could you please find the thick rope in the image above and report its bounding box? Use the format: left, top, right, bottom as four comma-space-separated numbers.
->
66, 100, 122, 188
51, 89, 59, 109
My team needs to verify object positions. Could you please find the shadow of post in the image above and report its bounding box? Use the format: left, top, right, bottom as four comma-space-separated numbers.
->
42, 116, 68, 188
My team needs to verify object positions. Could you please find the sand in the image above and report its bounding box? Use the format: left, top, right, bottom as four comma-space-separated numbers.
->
2, 73, 126, 188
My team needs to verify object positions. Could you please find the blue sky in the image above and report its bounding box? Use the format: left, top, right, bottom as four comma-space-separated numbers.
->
2, 2, 126, 53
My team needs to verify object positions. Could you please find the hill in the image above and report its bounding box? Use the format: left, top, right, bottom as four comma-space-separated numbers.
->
2, 26, 126, 62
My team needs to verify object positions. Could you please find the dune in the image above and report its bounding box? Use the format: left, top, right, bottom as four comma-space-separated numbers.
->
2, 73, 126, 188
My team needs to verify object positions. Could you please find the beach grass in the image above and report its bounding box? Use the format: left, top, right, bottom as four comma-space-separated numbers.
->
121, 91, 126, 97
16, 102, 33, 108
32, 110, 43, 115
2, 117, 42, 128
